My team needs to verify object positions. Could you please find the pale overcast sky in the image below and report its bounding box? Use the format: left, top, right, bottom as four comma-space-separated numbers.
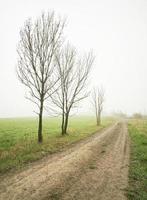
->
0, 0, 147, 117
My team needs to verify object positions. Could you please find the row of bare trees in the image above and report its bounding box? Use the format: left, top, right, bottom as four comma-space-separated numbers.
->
17, 11, 104, 143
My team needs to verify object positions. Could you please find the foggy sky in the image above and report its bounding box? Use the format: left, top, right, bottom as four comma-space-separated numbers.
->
0, 0, 147, 117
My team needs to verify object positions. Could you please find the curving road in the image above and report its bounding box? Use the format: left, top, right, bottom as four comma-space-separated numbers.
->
0, 121, 130, 200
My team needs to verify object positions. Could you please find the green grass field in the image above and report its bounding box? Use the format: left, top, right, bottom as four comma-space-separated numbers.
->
0, 116, 113, 174
128, 119, 147, 200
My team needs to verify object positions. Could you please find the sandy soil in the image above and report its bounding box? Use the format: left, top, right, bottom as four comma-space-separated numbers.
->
0, 121, 130, 200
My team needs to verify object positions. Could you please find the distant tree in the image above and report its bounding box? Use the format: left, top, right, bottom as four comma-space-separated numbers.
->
133, 113, 143, 119
91, 86, 105, 126
50, 44, 94, 135
17, 12, 65, 143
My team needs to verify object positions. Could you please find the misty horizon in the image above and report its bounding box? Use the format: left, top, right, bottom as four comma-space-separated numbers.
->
0, 0, 147, 117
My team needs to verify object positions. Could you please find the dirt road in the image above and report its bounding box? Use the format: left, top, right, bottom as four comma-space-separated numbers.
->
0, 121, 130, 200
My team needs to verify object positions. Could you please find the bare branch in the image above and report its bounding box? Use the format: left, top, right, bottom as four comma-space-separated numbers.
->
17, 11, 65, 142
50, 44, 94, 134
91, 86, 105, 126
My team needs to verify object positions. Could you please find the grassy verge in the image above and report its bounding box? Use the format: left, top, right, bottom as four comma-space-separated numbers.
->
0, 116, 114, 174
127, 119, 147, 200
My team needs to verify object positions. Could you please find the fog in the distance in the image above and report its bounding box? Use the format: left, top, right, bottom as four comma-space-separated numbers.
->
0, 0, 147, 117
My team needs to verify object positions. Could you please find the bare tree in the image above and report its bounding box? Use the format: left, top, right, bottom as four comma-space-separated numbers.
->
91, 86, 105, 126
17, 12, 65, 143
50, 44, 94, 135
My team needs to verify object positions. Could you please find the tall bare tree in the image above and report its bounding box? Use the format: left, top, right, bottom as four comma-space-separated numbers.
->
17, 12, 65, 143
91, 86, 105, 126
50, 44, 94, 135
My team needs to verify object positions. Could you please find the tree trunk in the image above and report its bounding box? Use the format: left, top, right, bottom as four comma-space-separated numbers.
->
96, 111, 99, 126
61, 111, 65, 135
97, 112, 101, 126
96, 118, 99, 126
63, 113, 69, 135
38, 100, 43, 143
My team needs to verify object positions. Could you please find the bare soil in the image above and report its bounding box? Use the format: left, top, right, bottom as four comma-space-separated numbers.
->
0, 121, 130, 200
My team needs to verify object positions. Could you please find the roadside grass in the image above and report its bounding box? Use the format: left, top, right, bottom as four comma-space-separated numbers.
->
127, 119, 147, 200
0, 116, 114, 174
